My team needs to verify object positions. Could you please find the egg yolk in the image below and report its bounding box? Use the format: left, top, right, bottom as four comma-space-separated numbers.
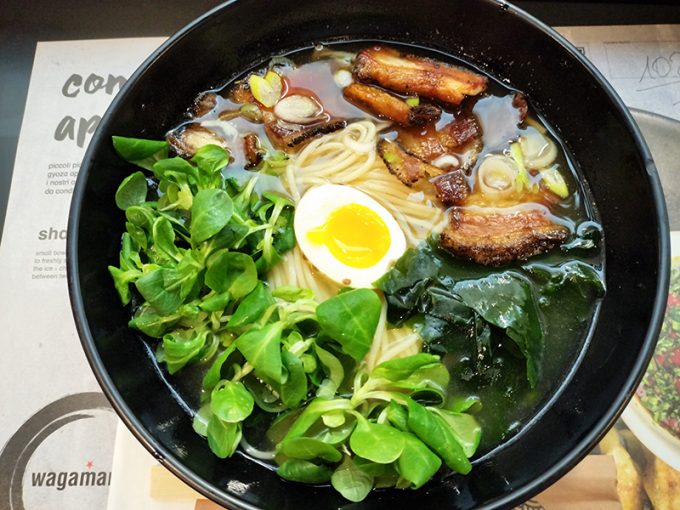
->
307, 203, 391, 268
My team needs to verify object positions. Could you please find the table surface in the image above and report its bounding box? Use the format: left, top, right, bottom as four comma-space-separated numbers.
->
2, 0, 680, 240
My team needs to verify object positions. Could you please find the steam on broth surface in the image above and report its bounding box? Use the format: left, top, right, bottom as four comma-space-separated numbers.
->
108, 42, 604, 499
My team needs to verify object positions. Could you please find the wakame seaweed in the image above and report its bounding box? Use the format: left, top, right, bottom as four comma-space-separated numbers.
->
375, 242, 605, 389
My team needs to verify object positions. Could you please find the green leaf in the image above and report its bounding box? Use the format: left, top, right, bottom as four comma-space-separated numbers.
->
192, 403, 211, 437
277, 459, 332, 484
454, 272, 543, 387
272, 286, 314, 302
316, 289, 381, 362
228, 282, 274, 328
314, 344, 344, 398
406, 399, 471, 474
235, 322, 283, 383
207, 415, 241, 458
371, 353, 440, 381
108, 265, 140, 305
374, 245, 441, 324
396, 432, 441, 489
331, 457, 373, 502
153, 157, 199, 186
211, 380, 254, 423
191, 144, 230, 176
135, 268, 182, 315
205, 251, 257, 299
199, 291, 231, 313
313, 417, 356, 446
160, 330, 208, 374
386, 401, 409, 431
278, 437, 342, 463
151, 217, 179, 262
429, 408, 481, 458
202, 344, 237, 391
128, 305, 178, 338
279, 351, 308, 407
115, 171, 148, 210
191, 189, 234, 243
112, 136, 168, 171
282, 398, 353, 441
349, 418, 405, 464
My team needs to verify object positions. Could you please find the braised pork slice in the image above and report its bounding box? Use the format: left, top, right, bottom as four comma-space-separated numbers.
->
229, 81, 255, 104
167, 124, 228, 158
343, 83, 441, 127
377, 139, 443, 186
265, 119, 347, 149
398, 113, 482, 165
441, 207, 569, 266
433, 170, 470, 207
192, 92, 218, 118
243, 133, 264, 168
353, 46, 487, 106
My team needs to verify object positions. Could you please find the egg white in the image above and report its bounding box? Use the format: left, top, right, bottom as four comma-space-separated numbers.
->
294, 184, 407, 288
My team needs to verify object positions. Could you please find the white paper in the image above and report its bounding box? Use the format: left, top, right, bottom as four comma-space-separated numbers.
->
556, 24, 680, 119
0, 38, 164, 510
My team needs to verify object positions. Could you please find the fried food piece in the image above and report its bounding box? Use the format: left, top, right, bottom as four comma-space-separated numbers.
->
243, 133, 264, 168
398, 126, 446, 162
439, 113, 481, 149
377, 139, 443, 186
433, 170, 469, 206
192, 92, 218, 117
440, 206, 569, 266
513, 93, 529, 123
166, 124, 228, 158
642, 453, 680, 510
228, 81, 255, 104
398, 113, 482, 166
264, 118, 346, 149
353, 46, 487, 106
343, 83, 441, 127
599, 429, 645, 510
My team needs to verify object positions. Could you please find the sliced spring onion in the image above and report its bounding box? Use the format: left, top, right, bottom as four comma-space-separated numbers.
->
265, 70, 283, 97
540, 165, 569, 198
519, 127, 557, 170
509, 142, 530, 192
274, 95, 323, 124
477, 155, 518, 199
249, 73, 281, 108
333, 69, 353, 88
405, 96, 420, 107
239, 103, 263, 123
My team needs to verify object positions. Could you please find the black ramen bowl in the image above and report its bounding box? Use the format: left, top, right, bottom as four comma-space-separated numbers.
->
67, 1, 670, 508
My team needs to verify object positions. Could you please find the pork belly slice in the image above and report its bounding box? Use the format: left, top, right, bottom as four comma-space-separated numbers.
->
264, 118, 347, 149
192, 92, 218, 118
440, 207, 569, 266
433, 170, 470, 207
243, 133, 264, 168
342, 83, 441, 127
167, 124, 229, 158
353, 46, 487, 106
398, 112, 482, 167
377, 139, 443, 186
229, 81, 255, 104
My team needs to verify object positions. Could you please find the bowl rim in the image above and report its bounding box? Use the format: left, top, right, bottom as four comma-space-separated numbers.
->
66, 0, 671, 508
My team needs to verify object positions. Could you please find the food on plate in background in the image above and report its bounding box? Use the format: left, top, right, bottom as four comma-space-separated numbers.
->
637, 257, 680, 438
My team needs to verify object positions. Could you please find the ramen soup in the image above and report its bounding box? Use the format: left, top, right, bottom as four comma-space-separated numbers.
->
108, 43, 605, 501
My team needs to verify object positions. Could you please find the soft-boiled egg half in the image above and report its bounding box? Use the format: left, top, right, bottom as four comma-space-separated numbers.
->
294, 184, 407, 288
